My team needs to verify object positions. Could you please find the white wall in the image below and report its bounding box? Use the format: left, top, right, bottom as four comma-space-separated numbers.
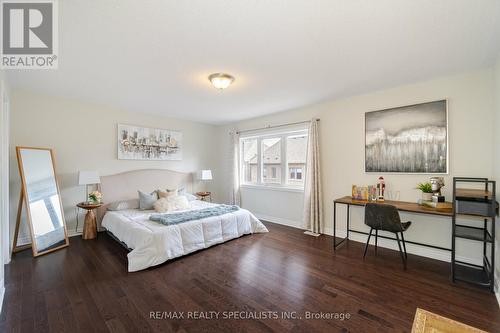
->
0, 71, 9, 313
9, 90, 219, 244
216, 68, 496, 264
494, 55, 500, 294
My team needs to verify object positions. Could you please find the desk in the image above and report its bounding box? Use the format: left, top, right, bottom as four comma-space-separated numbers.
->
333, 196, 452, 251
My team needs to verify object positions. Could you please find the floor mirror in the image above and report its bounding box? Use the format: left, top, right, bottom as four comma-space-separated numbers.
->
13, 147, 69, 256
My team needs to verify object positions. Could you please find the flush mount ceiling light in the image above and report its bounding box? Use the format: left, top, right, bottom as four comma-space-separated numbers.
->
208, 73, 235, 90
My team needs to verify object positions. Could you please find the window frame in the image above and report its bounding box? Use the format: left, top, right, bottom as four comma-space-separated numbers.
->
239, 128, 308, 191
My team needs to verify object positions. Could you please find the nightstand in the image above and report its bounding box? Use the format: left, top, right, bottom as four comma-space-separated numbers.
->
77, 202, 102, 240
196, 191, 212, 202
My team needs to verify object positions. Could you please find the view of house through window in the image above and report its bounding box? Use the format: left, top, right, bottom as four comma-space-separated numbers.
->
287, 134, 307, 185
262, 137, 281, 184
240, 129, 308, 188
241, 138, 258, 184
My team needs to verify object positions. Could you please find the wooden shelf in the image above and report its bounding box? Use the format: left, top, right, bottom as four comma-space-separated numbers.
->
455, 225, 492, 243
455, 188, 492, 201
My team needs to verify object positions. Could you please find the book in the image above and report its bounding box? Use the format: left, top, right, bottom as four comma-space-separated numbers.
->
418, 199, 451, 209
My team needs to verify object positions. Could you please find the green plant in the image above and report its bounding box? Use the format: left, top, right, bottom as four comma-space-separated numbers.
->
416, 182, 433, 193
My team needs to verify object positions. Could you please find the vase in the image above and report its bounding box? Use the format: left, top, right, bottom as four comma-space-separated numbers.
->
422, 192, 433, 201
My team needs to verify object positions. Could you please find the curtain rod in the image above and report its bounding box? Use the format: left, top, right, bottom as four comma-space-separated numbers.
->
236, 119, 319, 135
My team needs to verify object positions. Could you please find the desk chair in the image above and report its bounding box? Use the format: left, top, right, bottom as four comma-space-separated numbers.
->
363, 203, 412, 269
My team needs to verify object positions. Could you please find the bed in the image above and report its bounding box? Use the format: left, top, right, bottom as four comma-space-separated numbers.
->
97, 169, 268, 272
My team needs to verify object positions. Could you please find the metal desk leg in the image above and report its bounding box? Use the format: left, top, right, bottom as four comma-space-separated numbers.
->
333, 202, 336, 249
333, 202, 349, 251
347, 204, 350, 240
75, 207, 79, 233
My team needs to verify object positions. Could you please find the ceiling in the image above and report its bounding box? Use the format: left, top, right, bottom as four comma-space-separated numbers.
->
7, 0, 500, 125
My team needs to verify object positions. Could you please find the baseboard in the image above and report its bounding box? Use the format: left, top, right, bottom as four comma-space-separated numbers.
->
254, 213, 304, 230
330, 228, 483, 265
68, 230, 82, 238
495, 277, 500, 308
0, 281, 4, 315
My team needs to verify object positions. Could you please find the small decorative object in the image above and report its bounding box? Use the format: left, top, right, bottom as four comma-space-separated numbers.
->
368, 185, 377, 201
429, 176, 445, 202
118, 124, 182, 160
361, 187, 368, 200
377, 176, 385, 201
365, 100, 447, 173
416, 182, 433, 201
351, 185, 358, 199
88, 190, 102, 204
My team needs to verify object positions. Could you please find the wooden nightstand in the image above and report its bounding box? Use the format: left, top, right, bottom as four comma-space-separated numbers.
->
196, 191, 212, 202
77, 202, 102, 240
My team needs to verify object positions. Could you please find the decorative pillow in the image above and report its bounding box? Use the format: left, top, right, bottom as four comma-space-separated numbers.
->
171, 195, 190, 210
166, 187, 197, 201
138, 190, 158, 210
157, 189, 178, 199
107, 199, 140, 211
183, 193, 197, 201
154, 198, 173, 213
153, 195, 190, 213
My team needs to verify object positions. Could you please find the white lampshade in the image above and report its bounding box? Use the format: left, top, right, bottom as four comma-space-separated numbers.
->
199, 170, 213, 181
78, 171, 100, 185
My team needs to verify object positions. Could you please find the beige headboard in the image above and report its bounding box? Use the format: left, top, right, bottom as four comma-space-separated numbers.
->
97, 169, 193, 226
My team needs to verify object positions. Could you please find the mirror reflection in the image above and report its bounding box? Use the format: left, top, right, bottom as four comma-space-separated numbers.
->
20, 148, 67, 253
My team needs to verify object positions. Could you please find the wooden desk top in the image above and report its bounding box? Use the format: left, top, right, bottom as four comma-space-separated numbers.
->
334, 196, 453, 217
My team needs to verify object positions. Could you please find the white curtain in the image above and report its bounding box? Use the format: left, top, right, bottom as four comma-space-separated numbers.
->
303, 119, 323, 233
229, 130, 241, 205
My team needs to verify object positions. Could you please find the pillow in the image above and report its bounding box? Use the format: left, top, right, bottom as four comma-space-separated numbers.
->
153, 196, 190, 213
154, 198, 173, 213
138, 190, 158, 210
158, 189, 178, 199
107, 199, 140, 211
171, 195, 190, 210
183, 193, 197, 201
166, 187, 197, 201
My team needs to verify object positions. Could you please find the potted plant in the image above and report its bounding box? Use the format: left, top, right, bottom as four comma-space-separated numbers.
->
417, 182, 433, 201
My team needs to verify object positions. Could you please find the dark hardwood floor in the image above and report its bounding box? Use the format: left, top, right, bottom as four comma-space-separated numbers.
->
1, 222, 499, 333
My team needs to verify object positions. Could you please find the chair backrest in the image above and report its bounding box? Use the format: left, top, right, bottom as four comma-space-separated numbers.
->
364, 203, 403, 232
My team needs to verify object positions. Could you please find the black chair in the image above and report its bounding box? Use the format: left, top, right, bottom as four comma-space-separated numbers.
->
363, 203, 411, 269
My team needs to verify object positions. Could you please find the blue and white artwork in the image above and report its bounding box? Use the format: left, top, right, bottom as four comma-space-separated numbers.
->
118, 124, 182, 161
365, 100, 447, 173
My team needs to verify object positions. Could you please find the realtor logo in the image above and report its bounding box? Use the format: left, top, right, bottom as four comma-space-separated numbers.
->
1, 0, 58, 69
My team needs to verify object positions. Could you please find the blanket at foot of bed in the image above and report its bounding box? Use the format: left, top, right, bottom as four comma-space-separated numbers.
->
150, 204, 240, 225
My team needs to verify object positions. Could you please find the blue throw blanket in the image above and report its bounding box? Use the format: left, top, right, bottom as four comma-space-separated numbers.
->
150, 204, 240, 226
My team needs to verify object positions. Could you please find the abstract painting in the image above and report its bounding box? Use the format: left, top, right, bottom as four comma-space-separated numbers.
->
118, 124, 182, 160
365, 100, 447, 173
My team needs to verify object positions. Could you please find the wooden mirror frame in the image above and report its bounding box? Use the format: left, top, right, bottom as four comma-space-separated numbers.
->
13, 147, 69, 257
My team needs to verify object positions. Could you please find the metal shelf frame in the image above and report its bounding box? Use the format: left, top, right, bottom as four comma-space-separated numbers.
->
452, 177, 496, 292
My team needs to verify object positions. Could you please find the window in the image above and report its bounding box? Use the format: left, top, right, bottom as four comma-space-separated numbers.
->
262, 137, 281, 184
240, 129, 308, 189
289, 167, 303, 180
241, 138, 258, 184
286, 133, 307, 185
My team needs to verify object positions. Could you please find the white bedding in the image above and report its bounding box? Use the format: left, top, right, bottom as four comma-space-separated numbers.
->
101, 200, 268, 272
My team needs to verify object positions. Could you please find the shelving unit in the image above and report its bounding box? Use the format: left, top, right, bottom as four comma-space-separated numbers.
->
452, 177, 496, 292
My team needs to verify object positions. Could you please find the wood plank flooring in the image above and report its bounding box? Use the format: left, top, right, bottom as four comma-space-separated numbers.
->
1, 222, 499, 333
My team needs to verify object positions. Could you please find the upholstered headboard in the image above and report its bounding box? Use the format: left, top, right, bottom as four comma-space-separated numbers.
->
97, 169, 193, 226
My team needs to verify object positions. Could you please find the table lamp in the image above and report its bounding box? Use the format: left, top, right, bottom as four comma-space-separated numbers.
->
199, 169, 213, 181
78, 171, 100, 203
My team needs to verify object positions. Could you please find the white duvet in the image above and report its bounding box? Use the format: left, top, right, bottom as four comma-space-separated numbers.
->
101, 201, 268, 272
